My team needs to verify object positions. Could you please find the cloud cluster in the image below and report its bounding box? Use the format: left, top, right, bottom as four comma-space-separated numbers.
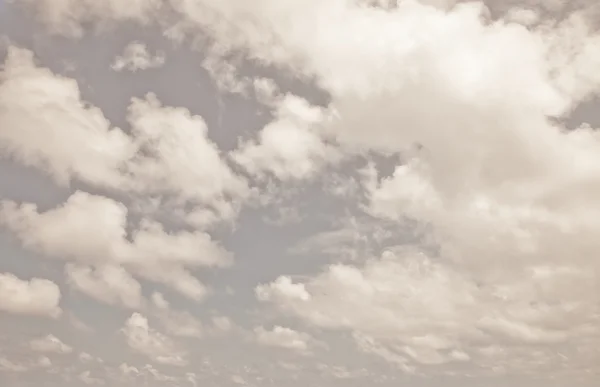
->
0, 46, 246, 301
121, 312, 187, 366
254, 326, 314, 353
111, 42, 165, 72
0, 191, 229, 300
0, 272, 61, 318
30, 334, 73, 354
2, 0, 600, 382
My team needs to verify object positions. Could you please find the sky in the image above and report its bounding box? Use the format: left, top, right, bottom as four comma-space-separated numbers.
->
0, 0, 599, 386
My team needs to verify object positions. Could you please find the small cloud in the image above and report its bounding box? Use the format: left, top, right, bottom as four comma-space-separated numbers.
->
111, 42, 165, 72
29, 334, 73, 354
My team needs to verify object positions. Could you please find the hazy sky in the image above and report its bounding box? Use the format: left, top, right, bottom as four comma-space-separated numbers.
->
1, 1, 600, 386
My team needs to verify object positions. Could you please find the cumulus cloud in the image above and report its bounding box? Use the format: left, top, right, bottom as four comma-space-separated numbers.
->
121, 312, 187, 366
66, 264, 144, 309
150, 292, 203, 338
231, 94, 339, 181
13, 0, 163, 37
258, 248, 599, 371
0, 272, 61, 318
254, 326, 314, 353
0, 46, 134, 186
0, 48, 248, 227
3, 0, 600, 382
78, 370, 104, 385
29, 334, 73, 354
0, 357, 28, 372
0, 191, 231, 300
111, 41, 165, 72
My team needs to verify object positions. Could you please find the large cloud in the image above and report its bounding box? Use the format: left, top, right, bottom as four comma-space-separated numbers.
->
0, 191, 231, 300
0, 272, 62, 318
66, 264, 144, 309
231, 93, 339, 181
4, 0, 600, 381
14, 0, 163, 37
0, 47, 249, 227
0, 47, 134, 187
257, 248, 598, 372
121, 312, 187, 366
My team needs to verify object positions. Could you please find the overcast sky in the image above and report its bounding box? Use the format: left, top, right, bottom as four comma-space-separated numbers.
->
0, 0, 600, 386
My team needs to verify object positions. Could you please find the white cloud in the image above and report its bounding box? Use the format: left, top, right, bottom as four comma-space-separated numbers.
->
0, 46, 134, 187
30, 334, 73, 354
0, 272, 61, 318
66, 264, 143, 309
0, 191, 230, 300
38, 356, 52, 368
231, 94, 339, 181
254, 326, 313, 353
78, 370, 104, 385
211, 316, 233, 333
256, 276, 310, 303
67, 312, 95, 333
111, 41, 165, 72
3, 0, 600, 382
504, 7, 540, 26
150, 292, 170, 310
0, 48, 248, 227
125, 93, 249, 225
121, 312, 187, 366
14, 0, 163, 37
0, 357, 28, 372
78, 352, 93, 362
258, 248, 599, 370
150, 292, 203, 338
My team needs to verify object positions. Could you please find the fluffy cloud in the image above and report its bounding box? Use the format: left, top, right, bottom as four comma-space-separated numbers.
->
232, 94, 339, 181
125, 93, 249, 225
150, 293, 203, 338
254, 326, 314, 353
0, 272, 61, 318
66, 264, 144, 309
0, 46, 134, 186
3, 0, 600, 382
78, 370, 104, 385
14, 0, 163, 37
30, 334, 73, 354
0, 357, 28, 372
0, 47, 248, 227
121, 312, 187, 366
258, 248, 599, 371
111, 41, 165, 72
0, 191, 231, 300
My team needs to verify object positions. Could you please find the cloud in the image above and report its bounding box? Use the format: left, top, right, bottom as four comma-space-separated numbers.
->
111, 41, 165, 72
150, 292, 203, 338
231, 94, 339, 181
3, 0, 600, 382
78, 370, 105, 385
66, 264, 144, 309
67, 312, 95, 333
256, 276, 310, 303
121, 312, 187, 366
0, 191, 230, 300
29, 334, 73, 354
257, 248, 599, 370
211, 316, 233, 333
0, 357, 28, 372
13, 0, 163, 37
0, 46, 134, 186
0, 48, 249, 227
0, 272, 61, 318
125, 93, 249, 225
254, 326, 314, 353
